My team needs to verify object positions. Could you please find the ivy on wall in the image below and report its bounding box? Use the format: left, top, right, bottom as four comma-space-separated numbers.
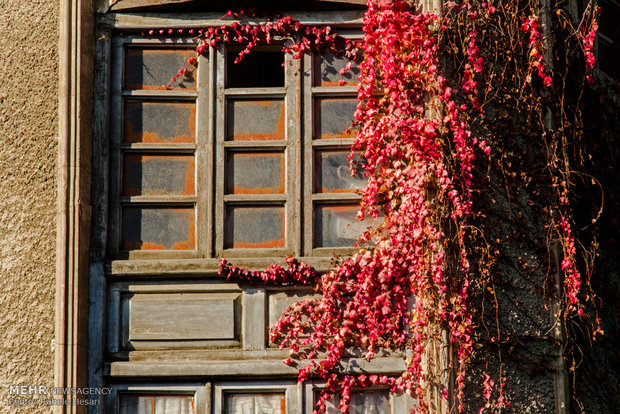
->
156, 0, 605, 412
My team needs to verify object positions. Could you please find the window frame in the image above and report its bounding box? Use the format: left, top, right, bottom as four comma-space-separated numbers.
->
214, 43, 301, 258
302, 37, 372, 257
107, 383, 210, 414
213, 381, 300, 414
87, 9, 418, 414
109, 35, 211, 260
303, 381, 417, 414
107, 28, 371, 262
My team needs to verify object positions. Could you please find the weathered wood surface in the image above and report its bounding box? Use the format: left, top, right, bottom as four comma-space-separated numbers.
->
110, 356, 407, 376
96, 11, 365, 29
107, 0, 367, 12
128, 292, 240, 340
107, 257, 335, 276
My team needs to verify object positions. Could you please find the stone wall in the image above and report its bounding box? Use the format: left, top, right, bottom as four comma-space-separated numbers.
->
0, 0, 59, 411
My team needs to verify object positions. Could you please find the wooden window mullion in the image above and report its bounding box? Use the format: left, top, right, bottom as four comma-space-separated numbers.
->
214, 44, 227, 255
302, 54, 315, 257
109, 37, 125, 257
285, 50, 302, 257
195, 47, 213, 258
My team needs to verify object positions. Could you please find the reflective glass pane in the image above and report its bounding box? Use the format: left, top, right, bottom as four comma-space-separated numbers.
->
225, 206, 285, 249
314, 204, 381, 248
314, 52, 360, 86
123, 154, 195, 196
315, 98, 358, 139
124, 101, 196, 143
125, 47, 196, 90
122, 207, 195, 250
314, 150, 366, 193
227, 99, 285, 141
226, 152, 285, 194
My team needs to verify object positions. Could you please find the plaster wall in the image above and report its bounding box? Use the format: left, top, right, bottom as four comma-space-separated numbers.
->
0, 0, 59, 411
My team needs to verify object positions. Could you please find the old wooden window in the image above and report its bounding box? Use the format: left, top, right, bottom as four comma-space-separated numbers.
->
94, 9, 412, 414
119, 394, 195, 414
304, 383, 416, 414
109, 32, 377, 261
214, 382, 297, 414
110, 384, 209, 414
110, 38, 206, 259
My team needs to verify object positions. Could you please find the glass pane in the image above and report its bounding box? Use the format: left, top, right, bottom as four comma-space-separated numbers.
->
321, 390, 390, 414
315, 98, 358, 139
124, 47, 196, 90
119, 394, 195, 414
314, 150, 366, 193
227, 99, 285, 141
226, 152, 285, 194
123, 154, 195, 196
225, 393, 285, 414
122, 207, 195, 250
124, 101, 196, 143
225, 206, 285, 249
227, 49, 284, 88
314, 204, 380, 248
314, 52, 360, 86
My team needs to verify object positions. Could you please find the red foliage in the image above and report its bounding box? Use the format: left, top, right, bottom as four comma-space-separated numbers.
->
150, 0, 604, 412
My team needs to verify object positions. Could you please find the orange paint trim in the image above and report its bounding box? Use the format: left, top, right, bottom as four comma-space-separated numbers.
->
316, 131, 357, 139
318, 204, 359, 213
317, 187, 362, 194
318, 80, 359, 87
232, 186, 285, 194
185, 157, 196, 196
233, 238, 285, 249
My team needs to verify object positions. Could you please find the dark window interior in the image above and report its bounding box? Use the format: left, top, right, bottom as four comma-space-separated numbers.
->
226, 49, 285, 88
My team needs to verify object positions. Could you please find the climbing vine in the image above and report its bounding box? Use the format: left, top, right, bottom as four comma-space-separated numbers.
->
156, 0, 605, 412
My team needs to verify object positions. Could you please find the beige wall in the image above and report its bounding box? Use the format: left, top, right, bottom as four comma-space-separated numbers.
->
0, 0, 59, 411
